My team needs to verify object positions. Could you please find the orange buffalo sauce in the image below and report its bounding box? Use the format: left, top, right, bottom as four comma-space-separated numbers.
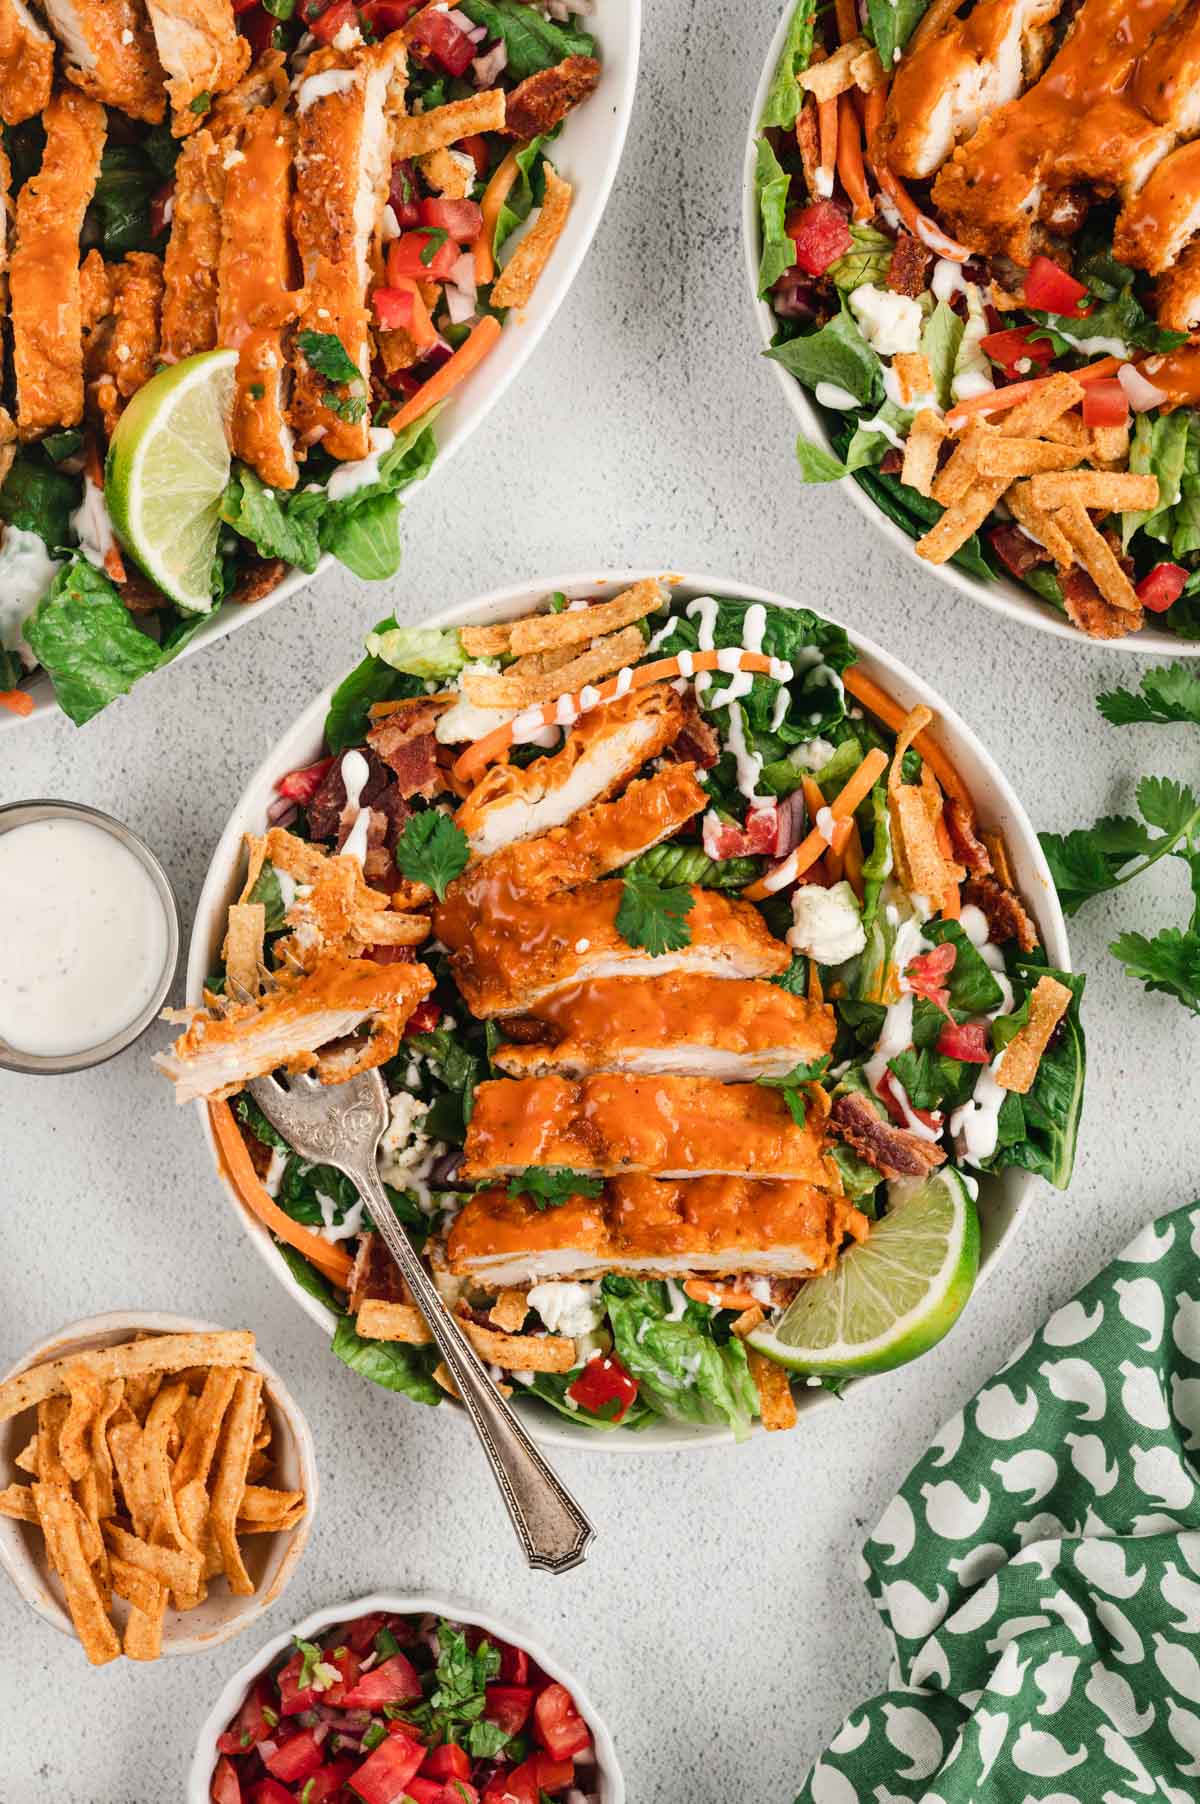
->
1141, 344, 1200, 408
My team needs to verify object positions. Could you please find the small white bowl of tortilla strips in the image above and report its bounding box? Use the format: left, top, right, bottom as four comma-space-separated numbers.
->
0, 1312, 317, 1664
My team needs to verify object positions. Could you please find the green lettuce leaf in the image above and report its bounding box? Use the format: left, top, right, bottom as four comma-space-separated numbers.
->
760, 0, 816, 130
795, 437, 849, 482
756, 136, 796, 297
331, 1313, 443, 1405
864, 0, 932, 67
602, 1277, 761, 1441
492, 134, 548, 257
323, 617, 426, 752
221, 464, 321, 572
455, 0, 595, 78
768, 305, 884, 408
983, 963, 1085, 1190
0, 451, 79, 548
23, 556, 163, 725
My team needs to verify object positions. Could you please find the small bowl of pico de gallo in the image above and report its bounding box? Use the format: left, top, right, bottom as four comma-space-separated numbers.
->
189, 1592, 624, 1804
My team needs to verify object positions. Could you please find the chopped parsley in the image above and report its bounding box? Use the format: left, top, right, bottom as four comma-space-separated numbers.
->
392, 1621, 511, 1758
247, 382, 265, 401
296, 328, 362, 383
756, 1054, 832, 1126
395, 811, 470, 900
419, 225, 451, 265
507, 1166, 604, 1210
323, 388, 368, 423
189, 90, 212, 113
615, 869, 694, 955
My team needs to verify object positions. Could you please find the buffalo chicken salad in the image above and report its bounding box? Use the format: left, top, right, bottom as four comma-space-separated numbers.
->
0, 0, 602, 723
754, 0, 1200, 641
158, 581, 1085, 1437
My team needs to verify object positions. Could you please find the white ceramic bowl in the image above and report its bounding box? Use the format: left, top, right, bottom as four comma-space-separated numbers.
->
186, 569, 1073, 1451
188, 1590, 625, 1803
9, 4, 641, 728
0, 1311, 318, 1656
741, 1, 1193, 656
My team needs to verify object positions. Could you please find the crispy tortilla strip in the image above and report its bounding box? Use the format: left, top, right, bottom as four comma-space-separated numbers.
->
108, 1411, 154, 1540
14, 1434, 39, 1476
236, 1485, 304, 1523
916, 476, 1008, 565
208, 1370, 261, 1596
998, 373, 1084, 438
509, 580, 663, 655
0, 1482, 36, 1522
0, 1332, 254, 1422
849, 43, 885, 90
59, 1366, 102, 1483
1090, 422, 1130, 467
110, 1554, 166, 1662
1004, 480, 1074, 566
237, 832, 270, 906
1051, 497, 1140, 612
223, 903, 266, 1000
974, 436, 1083, 478
931, 419, 990, 506
356, 1299, 432, 1345
140, 1381, 189, 1553
35, 1398, 71, 1488
173, 1365, 239, 1492
901, 409, 946, 498
1029, 470, 1159, 514
90, 1380, 123, 1519
746, 1348, 798, 1432
103, 1521, 203, 1596
459, 621, 516, 657
237, 1505, 305, 1534
463, 625, 645, 708
489, 1290, 529, 1333
174, 1475, 210, 1608
798, 37, 870, 100
457, 1311, 576, 1372
491, 163, 572, 310
418, 144, 474, 197
123, 1364, 164, 1421
983, 830, 1015, 891
731, 1305, 765, 1339
891, 352, 932, 406
996, 975, 1072, 1094
432, 1359, 512, 1401
35, 1483, 120, 1666
887, 706, 963, 903
1040, 410, 1089, 450
391, 88, 505, 158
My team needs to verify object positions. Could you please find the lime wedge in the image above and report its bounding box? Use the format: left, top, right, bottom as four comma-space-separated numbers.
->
747, 1167, 980, 1376
105, 349, 238, 614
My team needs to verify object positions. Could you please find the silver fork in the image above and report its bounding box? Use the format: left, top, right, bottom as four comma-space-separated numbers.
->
246, 1066, 594, 1573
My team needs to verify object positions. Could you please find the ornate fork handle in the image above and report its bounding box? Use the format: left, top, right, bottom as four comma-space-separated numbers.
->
347, 1160, 594, 1574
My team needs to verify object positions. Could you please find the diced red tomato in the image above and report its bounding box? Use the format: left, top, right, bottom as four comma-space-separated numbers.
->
482, 1753, 574, 1804
566, 1354, 639, 1423
459, 133, 490, 177
358, 0, 425, 30
263, 1728, 324, 1785
935, 1020, 991, 1063
232, 0, 260, 13
237, 3, 278, 58
150, 179, 175, 239
344, 1612, 389, 1654
408, 1786, 479, 1804
305, 1761, 356, 1803
276, 1650, 318, 1717
349, 1729, 425, 1804
496, 1642, 529, 1686
249, 1783, 296, 1804
875, 1068, 940, 1132
417, 197, 484, 243
904, 942, 956, 1015
703, 803, 779, 860
403, 997, 442, 1037
409, 5, 477, 74
1023, 254, 1089, 315
785, 200, 852, 277
1136, 560, 1188, 612
217, 1680, 274, 1754
483, 1684, 534, 1736
978, 326, 1054, 380
210, 1756, 242, 1804
339, 1650, 423, 1708
532, 1683, 592, 1762
373, 285, 415, 330
275, 755, 336, 806
319, 1645, 361, 1705
422, 1744, 471, 1782
309, 0, 359, 41
1081, 378, 1130, 429
387, 231, 460, 282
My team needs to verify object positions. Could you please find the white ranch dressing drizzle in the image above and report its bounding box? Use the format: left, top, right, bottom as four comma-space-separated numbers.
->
726, 702, 767, 805
325, 427, 394, 502
339, 749, 372, 865
0, 818, 169, 1056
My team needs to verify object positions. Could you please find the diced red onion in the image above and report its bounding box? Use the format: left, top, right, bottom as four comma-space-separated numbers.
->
445, 251, 478, 324
446, 8, 480, 32
1118, 361, 1169, 412
472, 38, 507, 84
267, 796, 299, 827
772, 788, 807, 859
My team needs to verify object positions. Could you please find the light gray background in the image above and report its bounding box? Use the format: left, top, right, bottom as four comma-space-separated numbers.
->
2, 2, 1197, 1797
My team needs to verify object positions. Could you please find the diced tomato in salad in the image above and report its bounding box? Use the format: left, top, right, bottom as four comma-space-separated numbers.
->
978, 327, 1055, 380
904, 942, 956, 1016
936, 1020, 991, 1064
306, 0, 358, 42
1023, 254, 1090, 315
566, 1353, 639, 1422
211, 1613, 592, 1804
275, 756, 336, 806
373, 286, 415, 331
403, 997, 443, 1036
875, 1068, 940, 1132
785, 200, 853, 276
1135, 561, 1188, 612
418, 198, 484, 243
1081, 378, 1130, 429
409, 5, 477, 75
387, 231, 461, 282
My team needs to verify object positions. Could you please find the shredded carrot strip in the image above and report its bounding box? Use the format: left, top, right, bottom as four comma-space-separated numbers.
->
210, 1100, 354, 1289
944, 355, 1122, 429
388, 315, 501, 433
743, 749, 890, 901
834, 0, 858, 39
836, 93, 873, 223
817, 94, 839, 195
807, 959, 824, 1004
842, 668, 974, 812
0, 689, 34, 717
684, 1279, 757, 1311
863, 80, 887, 143
475, 147, 521, 285
451, 649, 784, 785
875, 159, 969, 261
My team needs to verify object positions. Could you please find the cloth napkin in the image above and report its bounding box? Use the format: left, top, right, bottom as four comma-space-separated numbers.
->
796, 1200, 1200, 1804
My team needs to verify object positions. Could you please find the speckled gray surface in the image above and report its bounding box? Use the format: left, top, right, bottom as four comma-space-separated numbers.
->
2, 3, 1198, 1799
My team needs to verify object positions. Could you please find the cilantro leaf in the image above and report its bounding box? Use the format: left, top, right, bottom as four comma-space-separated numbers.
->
419, 225, 450, 265
1039, 825, 1142, 915
507, 1167, 604, 1210
1098, 663, 1200, 727
616, 870, 694, 954
396, 1621, 509, 1754
1138, 774, 1199, 837
1110, 927, 1200, 1014
296, 328, 361, 383
756, 1054, 832, 1124
394, 811, 469, 900
323, 388, 368, 423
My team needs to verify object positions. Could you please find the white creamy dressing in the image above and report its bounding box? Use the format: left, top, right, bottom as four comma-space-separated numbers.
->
70, 477, 116, 571
814, 380, 860, 410
644, 613, 680, 656
0, 527, 62, 666
931, 258, 969, 304
339, 749, 372, 865
726, 702, 767, 804
0, 818, 170, 1056
275, 868, 299, 913
849, 283, 923, 356
685, 594, 718, 694
946, 903, 1020, 1164
325, 427, 394, 502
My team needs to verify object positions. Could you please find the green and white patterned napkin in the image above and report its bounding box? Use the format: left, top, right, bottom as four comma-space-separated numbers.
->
796, 1201, 1200, 1804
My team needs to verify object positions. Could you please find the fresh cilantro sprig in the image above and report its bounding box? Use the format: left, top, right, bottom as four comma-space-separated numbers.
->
616, 870, 694, 954
1039, 664, 1200, 1013
395, 810, 469, 900
756, 1054, 832, 1125
419, 225, 451, 265
392, 1622, 511, 1759
323, 388, 367, 423
296, 329, 362, 383
507, 1166, 604, 1209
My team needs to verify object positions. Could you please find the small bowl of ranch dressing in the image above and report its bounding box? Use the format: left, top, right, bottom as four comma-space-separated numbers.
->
0, 801, 180, 1075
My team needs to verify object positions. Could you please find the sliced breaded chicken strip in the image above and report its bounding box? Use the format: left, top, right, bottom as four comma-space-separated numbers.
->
493, 974, 836, 1082
155, 955, 435, 1103
11, 89, 106, 441
291, 37, 406, 462
436, 880, 791, 1018
461, 1074, 833, 1185
42, 0, 166, 123
932, 0, 1178, 262
217, 96, 299, 490
878, 0, 1061, 182
455, 686, 684, 859
1132, 0, 1200, 136
144, 0, 250, 133
85, 251, 164, 441
447, 764, 706, 910
1115, 137, 1200, 274
0, 0, 55, 126
448, 1175, 860, 1287
1156, 239, 1200, 331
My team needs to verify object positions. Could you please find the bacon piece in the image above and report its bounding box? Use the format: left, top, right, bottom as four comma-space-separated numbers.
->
504, 55, 601, 140
367, 700, 445, 800
349, 1234, 410, 1315
830, 1092, 946, 1180
944, 797, 992, 878
668, 688, 720, 770
887, 234, 931, 298
988, 521, 1051, 580
962, 874, 1039, 952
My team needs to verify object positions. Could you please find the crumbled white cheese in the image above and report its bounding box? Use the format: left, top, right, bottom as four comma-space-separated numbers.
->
527, 1281, 606, 1339
377, 1091, 432, 1187
787, 879, 866, 966
849, 283, 923, 356
0, 528, 61, 666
